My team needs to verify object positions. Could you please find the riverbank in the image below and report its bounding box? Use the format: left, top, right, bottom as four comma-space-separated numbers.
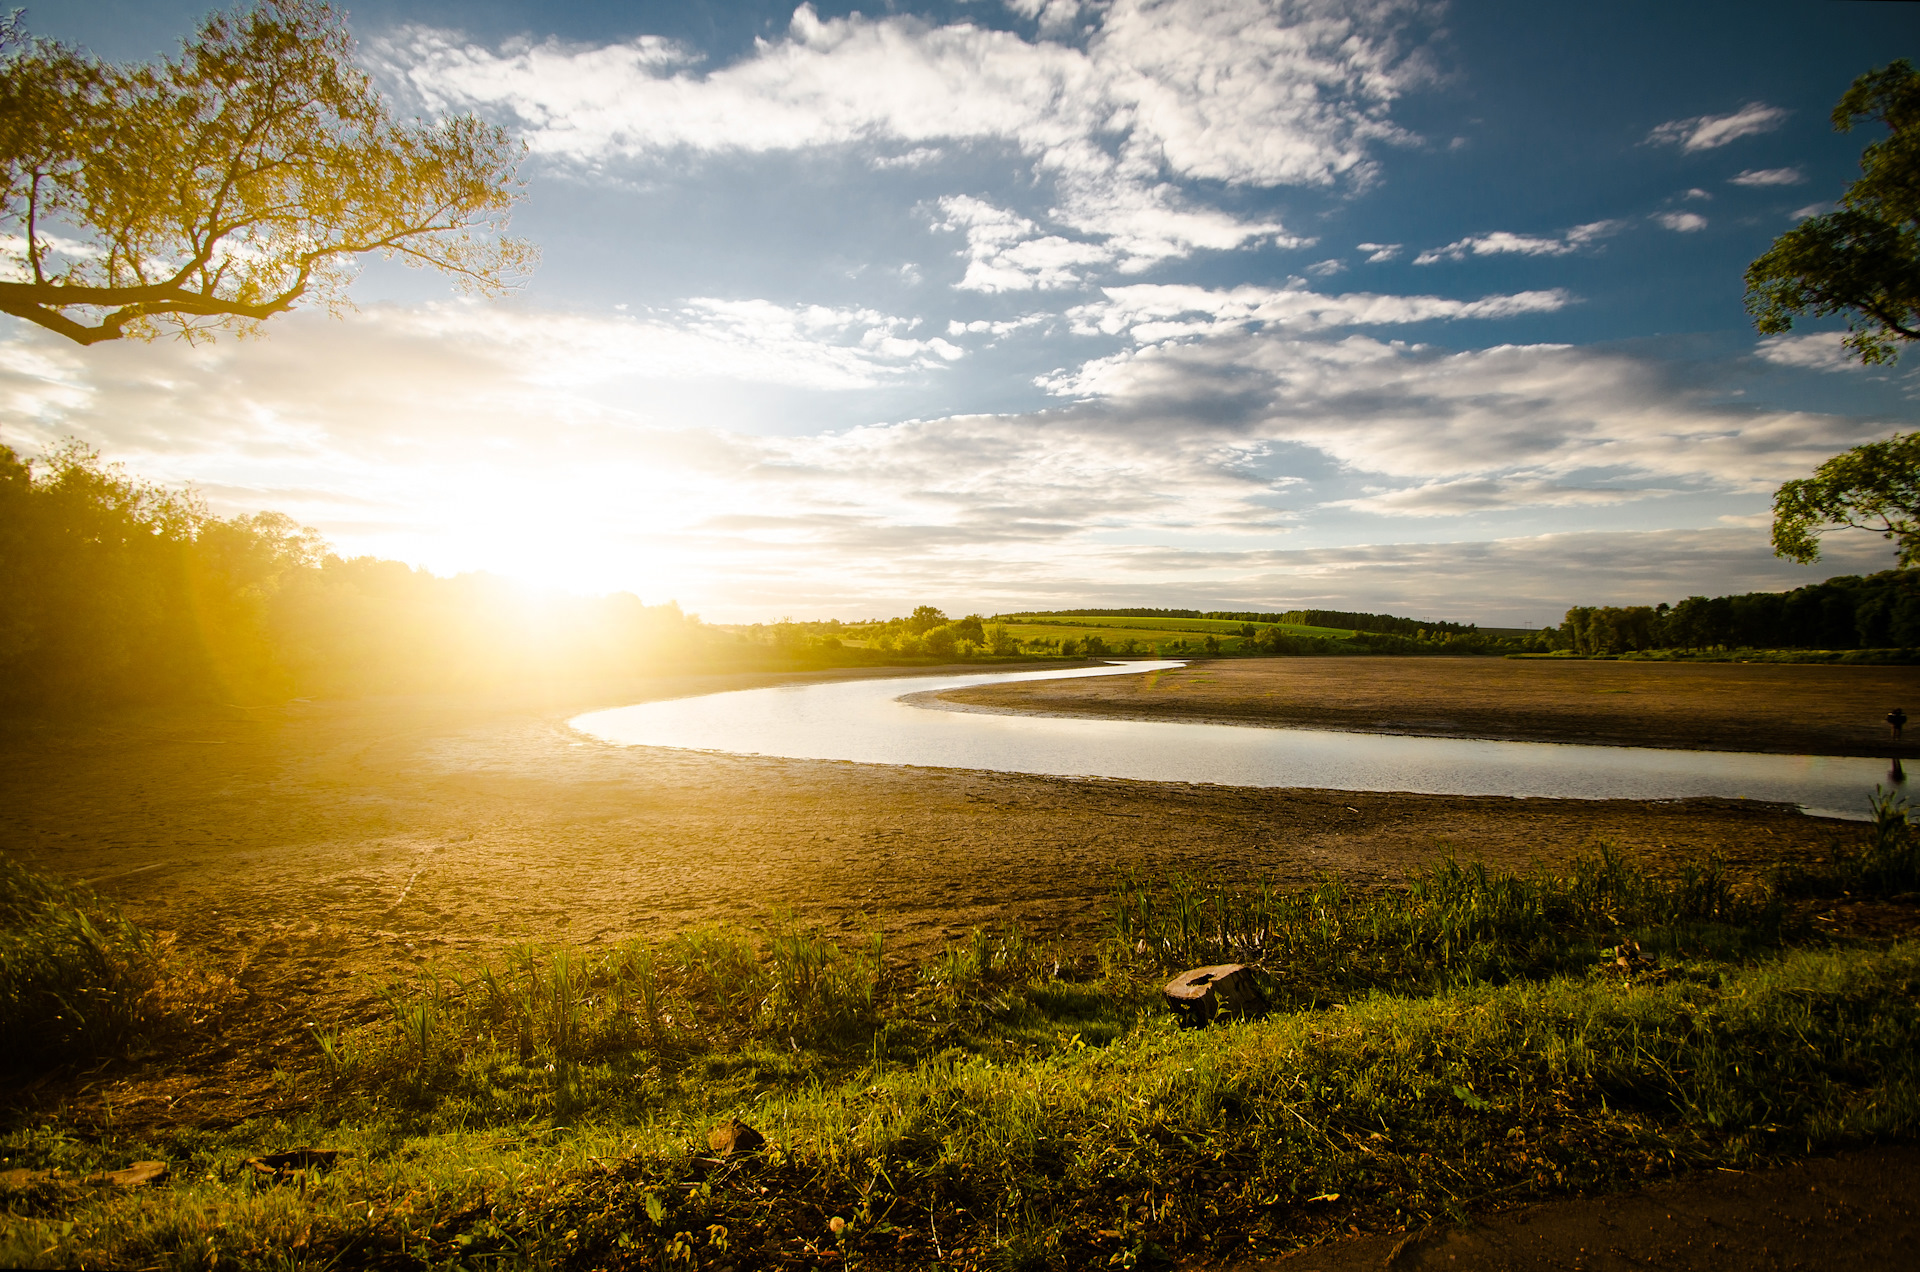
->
5, 668, 1915, 1267
938, 656, 1920, 757
0, 666, 1863, 988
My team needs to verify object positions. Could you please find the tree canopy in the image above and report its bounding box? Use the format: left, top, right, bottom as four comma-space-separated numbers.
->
0, 0, 533, 346
1744, 60, 1920, 365
1772, 431, 1920, 568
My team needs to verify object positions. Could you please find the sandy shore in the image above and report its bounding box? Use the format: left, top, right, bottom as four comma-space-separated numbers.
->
940, 656, 1920, 757
1, 661, 1876, 989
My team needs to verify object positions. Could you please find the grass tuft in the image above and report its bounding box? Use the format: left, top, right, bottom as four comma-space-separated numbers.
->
0, 856, 229, 1070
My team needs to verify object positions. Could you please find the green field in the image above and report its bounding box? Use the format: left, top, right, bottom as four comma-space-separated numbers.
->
995, 613, 1358, 652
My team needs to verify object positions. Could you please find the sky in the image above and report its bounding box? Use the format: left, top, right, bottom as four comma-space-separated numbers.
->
4, 0, 1918, 624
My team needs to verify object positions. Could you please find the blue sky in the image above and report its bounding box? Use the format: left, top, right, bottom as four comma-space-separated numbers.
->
4, 0, 1917, 623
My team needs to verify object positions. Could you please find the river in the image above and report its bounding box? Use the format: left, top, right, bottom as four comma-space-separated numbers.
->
570, 660, 1897, 819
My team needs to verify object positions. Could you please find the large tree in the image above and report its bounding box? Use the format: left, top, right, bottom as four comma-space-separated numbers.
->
1744, 60, 1920, 365
0, 0, 533, 346
1772, 431, 1920, 568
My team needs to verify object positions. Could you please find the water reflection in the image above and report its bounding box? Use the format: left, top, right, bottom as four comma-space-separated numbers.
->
571, 661, 1887, 820
1891, 756, 1907, 786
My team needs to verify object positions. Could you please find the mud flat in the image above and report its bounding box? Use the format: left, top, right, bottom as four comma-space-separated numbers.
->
939, 656, 1920, 757
0, 663, 1872, 993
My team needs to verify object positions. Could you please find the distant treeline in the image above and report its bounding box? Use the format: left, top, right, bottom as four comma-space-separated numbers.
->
1558, 572, 1920, 656
1259, 609, 1477, 637
0, 444, 733, 712
994, 607, 1478, 635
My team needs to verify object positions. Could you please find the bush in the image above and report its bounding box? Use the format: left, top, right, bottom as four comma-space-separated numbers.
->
0, 857, 225, 1069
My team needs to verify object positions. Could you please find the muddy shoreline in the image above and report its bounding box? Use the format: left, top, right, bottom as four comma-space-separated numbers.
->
939, 656, 1920, 757
0, 661, 1877, 990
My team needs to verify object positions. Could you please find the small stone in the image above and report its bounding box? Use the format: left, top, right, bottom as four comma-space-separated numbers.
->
707, 1118, 766, 1157
1162, 963, 1262, 1026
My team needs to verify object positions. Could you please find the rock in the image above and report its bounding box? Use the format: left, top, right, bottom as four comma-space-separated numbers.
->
707, 1118, 766, 1157
1162, 963, 1261, 1025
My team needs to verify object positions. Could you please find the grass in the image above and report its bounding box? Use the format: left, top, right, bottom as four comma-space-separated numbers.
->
0, 857, 230, 1072
3, 809, 1919, 1269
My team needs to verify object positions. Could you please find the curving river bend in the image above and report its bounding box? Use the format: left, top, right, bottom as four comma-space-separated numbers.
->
571, 660, 1899, 820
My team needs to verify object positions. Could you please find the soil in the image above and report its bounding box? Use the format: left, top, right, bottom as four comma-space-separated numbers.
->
937, 657, 1920, 757
4, 659, 1916, 1265
1, 664, 1877, 995
1249, 1145, 1920, 1272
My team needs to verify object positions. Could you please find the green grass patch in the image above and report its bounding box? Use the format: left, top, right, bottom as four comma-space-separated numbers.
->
0, 857, 230, 1071
5, 817, 1920, 1269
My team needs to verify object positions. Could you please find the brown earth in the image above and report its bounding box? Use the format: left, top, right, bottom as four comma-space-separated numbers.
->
938, 657, 1920, 757
1, 663, 1881, 995
3, 660, 1915, 1266
1249, 1145, 1920, 1272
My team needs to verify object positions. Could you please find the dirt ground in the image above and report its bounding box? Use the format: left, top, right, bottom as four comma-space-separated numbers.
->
1249, 1145, 1920, 1272
940, 657, 1920, 757
4, 659, 1916, 1265
0, 663, 1880, 984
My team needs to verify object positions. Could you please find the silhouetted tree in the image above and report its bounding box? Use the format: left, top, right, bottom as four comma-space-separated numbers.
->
1745, 61, 1920, 364
0, 1, 532, 345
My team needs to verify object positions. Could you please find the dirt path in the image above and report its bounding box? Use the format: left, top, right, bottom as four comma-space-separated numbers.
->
939, 657, 1920, 757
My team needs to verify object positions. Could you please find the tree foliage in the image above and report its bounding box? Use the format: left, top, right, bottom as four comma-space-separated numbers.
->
1559, 572, 1920, 655
1771, 431, 1920, 567
0, 443, 703, 711
1744, 60, 1920, 365
0, 0, 533, 345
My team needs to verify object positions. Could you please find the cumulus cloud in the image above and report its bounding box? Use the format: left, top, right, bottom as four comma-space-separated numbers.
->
1041, 328, 1889, 492
1652, 210, 1707, 232
1756, 332, 1865, 373
1413, 220, 1621, 265
5, 283, 1904, 620
380, 1, 1434, 282
1335, 477, 1675, 516
1729, 166, 1805, 187
1065, 282, 1572, 342
1357, 242, 1401, 262
1646, 102, 1788, 151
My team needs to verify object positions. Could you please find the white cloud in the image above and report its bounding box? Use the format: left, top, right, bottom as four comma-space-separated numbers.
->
1652, 210, 1707, 233
1065, 282, 1572, 341
1336, 477, 1675, 516
1756, 332, 1864, 373
1357, 241, 1401, 262
1791, 201, 1834, 220
1646, 102, 1788, 152
1682, 187, 1711, 201
4, 297, 1904, 619
1413, 220, 1621, 265
1040, 328, 1888, 492
1729, 166, 1805, 187
947, 313, 1052, 338
382, 1, 1433, 282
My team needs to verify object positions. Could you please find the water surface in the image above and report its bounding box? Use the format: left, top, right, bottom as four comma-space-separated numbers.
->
571, 661, 1894, 819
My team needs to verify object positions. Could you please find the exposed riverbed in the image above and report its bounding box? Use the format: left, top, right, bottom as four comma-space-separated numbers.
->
571, 660, 1900, 819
